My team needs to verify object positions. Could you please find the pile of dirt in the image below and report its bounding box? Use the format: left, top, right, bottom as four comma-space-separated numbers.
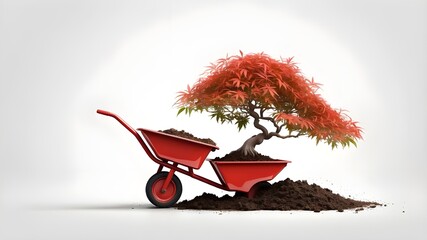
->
214, 150, 275, 161
175, 178, 379, 212
159, 128, 217, 146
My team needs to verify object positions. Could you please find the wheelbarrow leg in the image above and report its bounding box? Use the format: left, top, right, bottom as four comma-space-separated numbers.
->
161, 169, 176, 193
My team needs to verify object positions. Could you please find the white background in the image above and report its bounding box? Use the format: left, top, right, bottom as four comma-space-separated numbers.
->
1, 0, 426, 239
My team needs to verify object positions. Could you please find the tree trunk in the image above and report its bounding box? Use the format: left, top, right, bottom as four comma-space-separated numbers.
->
235, 133, 266, 156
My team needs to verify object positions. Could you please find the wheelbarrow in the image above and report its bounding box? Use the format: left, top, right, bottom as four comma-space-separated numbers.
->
97, 109, 291, 207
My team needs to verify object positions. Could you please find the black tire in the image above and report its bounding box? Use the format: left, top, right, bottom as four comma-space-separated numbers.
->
145, 171, 182, 208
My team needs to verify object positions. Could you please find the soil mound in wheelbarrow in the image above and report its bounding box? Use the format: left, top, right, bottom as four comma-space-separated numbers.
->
214, 151, 274, 161
175, 178, 380, 212
159, 128, 216, 146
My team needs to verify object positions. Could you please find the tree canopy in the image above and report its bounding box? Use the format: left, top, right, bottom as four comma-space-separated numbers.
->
176, 52, 362, 152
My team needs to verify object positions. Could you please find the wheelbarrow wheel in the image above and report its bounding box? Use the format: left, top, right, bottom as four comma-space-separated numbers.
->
146, 171, 182, 208
234, 181, 271, 199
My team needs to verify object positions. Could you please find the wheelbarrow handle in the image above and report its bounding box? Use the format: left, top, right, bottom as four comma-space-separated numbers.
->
97, 109, 160, 161
96, 109, 138, 137
96, 109, 114, 116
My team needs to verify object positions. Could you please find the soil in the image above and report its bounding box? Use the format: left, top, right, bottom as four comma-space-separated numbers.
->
160, 130, 379, 212
214, 150, 275, 161
175, 178, 379, 212
159, 128, 217, 146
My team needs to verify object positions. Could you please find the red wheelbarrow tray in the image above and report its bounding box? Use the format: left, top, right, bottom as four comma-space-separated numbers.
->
97, 109, 291, 193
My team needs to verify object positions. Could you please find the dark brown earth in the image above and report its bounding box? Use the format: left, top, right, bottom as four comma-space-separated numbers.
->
214, 150, 275, 161
175, 178, 380, 212
159, 128, 216, 146
161, 129, 379, 212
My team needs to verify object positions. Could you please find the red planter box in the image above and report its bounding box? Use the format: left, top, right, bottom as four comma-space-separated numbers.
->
138, 128, 218, 169
210, 160, 291, 192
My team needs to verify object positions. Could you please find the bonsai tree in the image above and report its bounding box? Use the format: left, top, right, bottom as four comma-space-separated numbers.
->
176, 52, 362, 158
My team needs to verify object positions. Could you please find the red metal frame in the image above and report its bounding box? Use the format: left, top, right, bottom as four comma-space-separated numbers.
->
96, 109, 229, 191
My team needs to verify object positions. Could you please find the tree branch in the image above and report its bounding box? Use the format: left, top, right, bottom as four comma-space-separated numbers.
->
277, 123, 286, 133
248, 102, 269, 137
267, 132, 305, 140
260, 108, 266, 117
258, 113, 286, 134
